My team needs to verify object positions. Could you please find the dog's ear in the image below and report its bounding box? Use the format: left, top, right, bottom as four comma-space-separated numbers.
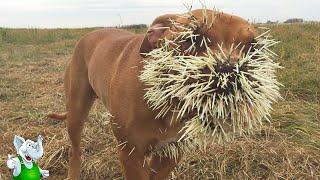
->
139, 24, 167, 54
139, 14, 178, 55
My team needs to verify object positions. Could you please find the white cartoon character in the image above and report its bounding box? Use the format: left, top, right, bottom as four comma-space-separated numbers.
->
7, 135, 49, 180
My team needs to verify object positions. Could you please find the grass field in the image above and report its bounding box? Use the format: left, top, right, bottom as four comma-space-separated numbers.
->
0, 24, 319, 179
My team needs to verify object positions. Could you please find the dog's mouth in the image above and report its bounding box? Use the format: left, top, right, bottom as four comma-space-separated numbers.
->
25, 154, 32, 162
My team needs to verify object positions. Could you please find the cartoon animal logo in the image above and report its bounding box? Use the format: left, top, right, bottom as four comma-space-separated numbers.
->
7, 135, 49, 179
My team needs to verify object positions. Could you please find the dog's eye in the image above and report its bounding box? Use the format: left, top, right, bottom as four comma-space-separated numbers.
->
244, 39, 258, 54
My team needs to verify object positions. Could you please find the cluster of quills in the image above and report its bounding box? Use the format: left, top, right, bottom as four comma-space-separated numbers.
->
138, 8, 282, 160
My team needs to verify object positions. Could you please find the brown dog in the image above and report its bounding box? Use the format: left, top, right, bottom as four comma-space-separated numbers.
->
48, 9, 256, 180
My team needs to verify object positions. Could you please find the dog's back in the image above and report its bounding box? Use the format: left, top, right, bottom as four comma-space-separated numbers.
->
75, 28, 138, 66
77, 29, 146, 112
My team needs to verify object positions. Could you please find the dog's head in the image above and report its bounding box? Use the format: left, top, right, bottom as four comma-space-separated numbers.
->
140, 9, 256, 63
140, 9, 281, 142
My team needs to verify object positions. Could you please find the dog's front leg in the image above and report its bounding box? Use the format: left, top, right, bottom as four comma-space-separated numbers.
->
119, 146, 149, 180
148, 154, 183, 180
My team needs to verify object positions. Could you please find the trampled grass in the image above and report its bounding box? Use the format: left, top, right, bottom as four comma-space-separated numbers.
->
0, 24, 319, 179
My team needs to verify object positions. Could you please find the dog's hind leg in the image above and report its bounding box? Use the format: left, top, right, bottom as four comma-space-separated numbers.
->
64, 53, 96, 179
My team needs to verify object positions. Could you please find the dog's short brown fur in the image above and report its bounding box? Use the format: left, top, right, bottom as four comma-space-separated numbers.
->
48, 9, 256, 180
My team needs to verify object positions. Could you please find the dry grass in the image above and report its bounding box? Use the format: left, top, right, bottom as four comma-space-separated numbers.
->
0, 24, 319, 179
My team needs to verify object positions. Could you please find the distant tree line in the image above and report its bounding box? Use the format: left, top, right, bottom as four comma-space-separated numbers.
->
265, 18, 306, 24
117, 24, 147, 29
284, 18, 304, 23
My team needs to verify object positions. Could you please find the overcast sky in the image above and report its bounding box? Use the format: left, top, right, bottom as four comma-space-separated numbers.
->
0, 0, 319, 28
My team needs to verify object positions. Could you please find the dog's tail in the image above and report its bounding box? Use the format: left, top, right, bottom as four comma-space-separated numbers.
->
47, 112, 67, 120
